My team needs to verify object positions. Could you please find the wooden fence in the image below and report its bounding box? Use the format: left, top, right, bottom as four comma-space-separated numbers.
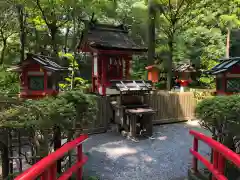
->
146, 91, 196, 124
80, 96, 111, 134
84, 91, 197, 133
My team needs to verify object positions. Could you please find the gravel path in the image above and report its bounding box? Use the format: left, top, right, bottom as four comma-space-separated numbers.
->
83, 121, 211, 180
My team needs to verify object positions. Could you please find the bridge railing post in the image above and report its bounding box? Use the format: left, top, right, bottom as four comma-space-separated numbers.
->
77, 144, 83, 180
40, 163, 57, 180
217, 154, 225, 175
212, 150, 219, 180
192, 137, 198, 173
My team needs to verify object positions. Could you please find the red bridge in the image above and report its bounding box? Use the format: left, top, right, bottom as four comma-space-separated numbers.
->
15, 130, 240, 180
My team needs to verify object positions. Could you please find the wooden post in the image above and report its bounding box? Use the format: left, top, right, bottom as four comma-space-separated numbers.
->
101, 55, 107, 95
8, 130, 13, 175
77, 144, 83, 180
212, 150, 219, 180
53, 126, 62, 174
0, 130, 9, 179
125, 57, 130, 79
192, 137, 198, 173
18, 131, 23, 172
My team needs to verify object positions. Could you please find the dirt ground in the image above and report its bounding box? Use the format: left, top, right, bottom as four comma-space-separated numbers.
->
83, 121, 211, 180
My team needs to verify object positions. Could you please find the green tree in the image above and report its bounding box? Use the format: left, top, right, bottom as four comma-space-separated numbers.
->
0, 6, 18, 64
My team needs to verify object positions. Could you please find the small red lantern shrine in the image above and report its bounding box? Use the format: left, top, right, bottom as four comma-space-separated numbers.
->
145, 65, 160, 83
77, 22, 147, 95
7, 53, 68, 99
173, 63, 195, 91
207, 57, 240, 95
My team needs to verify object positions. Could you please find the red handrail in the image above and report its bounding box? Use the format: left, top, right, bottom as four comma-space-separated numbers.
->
189, 130, 240, 180
15, 134, 88, 180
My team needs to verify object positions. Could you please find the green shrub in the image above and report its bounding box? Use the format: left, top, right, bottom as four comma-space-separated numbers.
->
0, 90, 97, 130
0, 67, 19, 95
195, 95, 240, 143
191, 89, 214, 102
196, 95, 240, 179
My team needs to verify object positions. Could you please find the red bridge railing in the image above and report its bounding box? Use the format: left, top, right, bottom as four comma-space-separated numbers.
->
190, 130, 240, 180
15, 134, 88, 180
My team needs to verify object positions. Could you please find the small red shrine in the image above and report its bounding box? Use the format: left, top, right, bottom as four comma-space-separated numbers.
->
207, 57, 240, 95
145, 65, 160, 83
173, 63, 195, 91
7, 53, 68, 99
77, 21, 147, 95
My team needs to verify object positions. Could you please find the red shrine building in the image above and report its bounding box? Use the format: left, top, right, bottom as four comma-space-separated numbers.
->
207, 57, 240, 95
77, 21, 147, 95
8, 53, 68, 99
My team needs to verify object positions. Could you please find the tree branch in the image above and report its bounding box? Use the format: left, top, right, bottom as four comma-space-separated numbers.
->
156, 3, 171, 23
36, 0, 50, 26
173, 0, 186, 21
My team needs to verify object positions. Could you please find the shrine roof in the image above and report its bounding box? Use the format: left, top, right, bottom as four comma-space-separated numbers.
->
206, 57, 240, 75
79, 22, 148, 52
173, 63, 196, 72
7, 53, 69, 72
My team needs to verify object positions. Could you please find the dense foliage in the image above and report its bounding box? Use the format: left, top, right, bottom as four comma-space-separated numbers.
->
0, 90, 97, 130
0, 67, 19, 95
195, 95, 240, 179
0, 0, 235, 82
195, 95, 240, 147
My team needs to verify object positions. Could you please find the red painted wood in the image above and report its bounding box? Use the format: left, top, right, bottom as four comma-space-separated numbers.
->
190, 149, 227, 180
212, 151, 219, 180
18, 60, 60, 99
216, 63, 240, 95
15, 134, 88, 180
218, 154, 226, 175
77, 144, 83, 180
58, 156, 88, 180
192, 137, 198, 172
229, 64, 240, 74
189, 130, 240, 180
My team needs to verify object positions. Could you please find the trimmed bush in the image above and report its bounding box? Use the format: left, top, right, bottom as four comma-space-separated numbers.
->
195, 95, 240, 179
0, 90, 97, 130
195, 95, 240, 140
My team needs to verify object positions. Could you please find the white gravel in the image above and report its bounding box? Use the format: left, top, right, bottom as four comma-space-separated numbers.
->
83, 121, 211, 180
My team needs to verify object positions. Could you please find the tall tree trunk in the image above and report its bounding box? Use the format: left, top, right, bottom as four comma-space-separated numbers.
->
64, 27, 70, 53
34, 27, 40, 53
50, 26, 59, 61
148, 0, 155, 65
17, 4, 25, 62
0, 39, 7, 64
167, 39, 173, 91
226, 27, 230, 58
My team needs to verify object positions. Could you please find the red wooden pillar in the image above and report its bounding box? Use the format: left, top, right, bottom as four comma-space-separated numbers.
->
101, 55, 107, 95
125, 56, 131, 79
77, 144, 83, 180
44, 70, 47, 94
212, 150, 219, 180
119, 57, 123, 79
217, 154, 225, 175
97, 54, 102, 95
192, 137, 198, 173
91, 53, 95, 92
222, 73, 226, 94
